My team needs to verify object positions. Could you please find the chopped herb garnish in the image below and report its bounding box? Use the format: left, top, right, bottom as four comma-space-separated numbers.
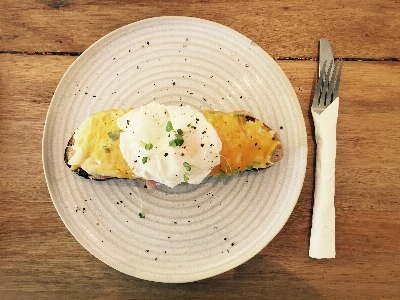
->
220, 170, 227, 178
234, 114, 244, 117
231, 169, 239, 176
139, 212, 145, 218
145, 143, 153, 150
247, 164, 253, 170
166, 122, 184, 147
142, 157, 148, 164
166, 121, 173, 132
183, 162, 192, 171
103, 146, 110, 153
183, 174, 189, 182
169, 133, 184, 147
187, 123, 195, 128
174, 137, 184, 146
108, 131, 120, 140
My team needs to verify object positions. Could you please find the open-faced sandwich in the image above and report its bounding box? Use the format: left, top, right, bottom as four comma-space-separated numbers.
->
64, 102, 282, 188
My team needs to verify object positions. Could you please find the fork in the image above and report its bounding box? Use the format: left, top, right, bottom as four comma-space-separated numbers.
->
309, 59, 343, 259
312, 60, 343, 114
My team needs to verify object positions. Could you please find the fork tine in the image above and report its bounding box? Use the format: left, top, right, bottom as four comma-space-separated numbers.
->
333, 60, 343, 99
327, 61, 338, 104
321, 60, 334, 106
312, 61, 327, 107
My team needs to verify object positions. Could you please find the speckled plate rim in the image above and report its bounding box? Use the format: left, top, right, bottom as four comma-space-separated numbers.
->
42, 16, 307, 283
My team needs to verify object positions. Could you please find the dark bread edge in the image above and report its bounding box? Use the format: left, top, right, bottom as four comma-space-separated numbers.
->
64, 135, 114, 181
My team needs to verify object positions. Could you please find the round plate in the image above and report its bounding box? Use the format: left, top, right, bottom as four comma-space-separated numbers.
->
43, 16, 307, 283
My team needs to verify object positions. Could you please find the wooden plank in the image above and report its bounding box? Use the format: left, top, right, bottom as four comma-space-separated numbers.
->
279, 60, 400, 214
1, 54, 400, 298
1, 0, 400, 58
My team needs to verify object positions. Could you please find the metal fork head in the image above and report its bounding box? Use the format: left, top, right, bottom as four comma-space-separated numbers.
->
312, 60, 343, 114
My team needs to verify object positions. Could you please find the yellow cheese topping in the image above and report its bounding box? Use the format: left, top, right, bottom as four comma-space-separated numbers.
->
69, 109, 135, 179
202, 111, 281, 176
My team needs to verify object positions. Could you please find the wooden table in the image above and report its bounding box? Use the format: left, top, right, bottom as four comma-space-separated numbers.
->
1, 1, 399, 299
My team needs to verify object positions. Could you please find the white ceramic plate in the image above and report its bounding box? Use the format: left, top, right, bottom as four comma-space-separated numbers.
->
43, 16, 307, 283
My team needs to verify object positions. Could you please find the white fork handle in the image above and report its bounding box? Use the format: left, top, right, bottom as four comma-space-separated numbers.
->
309, 98, 339, 259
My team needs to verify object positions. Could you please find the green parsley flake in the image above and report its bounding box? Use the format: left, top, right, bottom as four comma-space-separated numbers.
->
103, 146, 110, 153
174, 136, 184, 146
183, 162, 191, 171
169, 132, 184, 147
247, 164, 253, 170
220, 170, 227, 178
187, 123, 195, 128
139, 212, 145, 218
108, 131, 120, 140
142, 157, 148, 164
231, 169, 239, 176
145, 143, 153, 150
166, 121, 173, 132
177, 129, 183, 135
234, 113, 244, 117
174, 137, 184, 146
183, 174, 189, 182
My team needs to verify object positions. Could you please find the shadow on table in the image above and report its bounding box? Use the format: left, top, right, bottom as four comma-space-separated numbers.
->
122, 256, 322, 299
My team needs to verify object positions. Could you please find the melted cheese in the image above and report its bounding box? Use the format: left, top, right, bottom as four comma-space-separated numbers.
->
68, 109, 134, 179
202, 111, 281, 176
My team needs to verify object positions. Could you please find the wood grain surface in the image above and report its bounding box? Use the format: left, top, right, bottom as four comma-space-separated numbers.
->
1, 1, 400, 299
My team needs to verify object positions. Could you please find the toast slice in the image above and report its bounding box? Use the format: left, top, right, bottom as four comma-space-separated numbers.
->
64, 108, 283, 183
